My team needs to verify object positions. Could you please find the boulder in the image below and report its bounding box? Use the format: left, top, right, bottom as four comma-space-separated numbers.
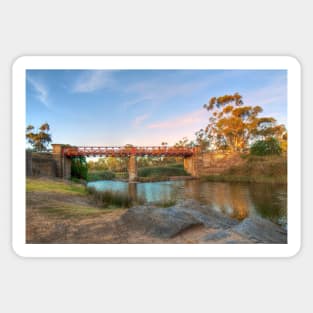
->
119, 201, 237, 239
232, 216, 287, 244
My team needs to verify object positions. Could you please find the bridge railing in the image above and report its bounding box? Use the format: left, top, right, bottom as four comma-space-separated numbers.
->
63, 146, 195, 157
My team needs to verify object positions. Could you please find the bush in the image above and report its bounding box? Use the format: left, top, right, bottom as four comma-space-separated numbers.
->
87, 186, 144, 208
250, 138, 282, 156
138, 166, 189, 177
71, 156, 88, 180
87, 170, 116, 181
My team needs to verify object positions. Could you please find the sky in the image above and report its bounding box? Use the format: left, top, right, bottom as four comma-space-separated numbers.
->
26, 69, 287, 147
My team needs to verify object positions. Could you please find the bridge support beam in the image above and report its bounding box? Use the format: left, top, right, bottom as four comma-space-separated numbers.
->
128, 155, 138, 182
52, 144, 72, 179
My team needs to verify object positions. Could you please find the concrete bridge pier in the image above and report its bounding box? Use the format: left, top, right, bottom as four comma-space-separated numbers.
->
128, 155, 138, 182
52, 144, 72, 179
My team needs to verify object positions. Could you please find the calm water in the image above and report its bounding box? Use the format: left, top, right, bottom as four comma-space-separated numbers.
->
87, 180, 287, 229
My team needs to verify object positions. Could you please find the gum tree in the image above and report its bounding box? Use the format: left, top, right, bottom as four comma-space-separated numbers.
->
203, 93, 286, 152
26, 123, 52, 152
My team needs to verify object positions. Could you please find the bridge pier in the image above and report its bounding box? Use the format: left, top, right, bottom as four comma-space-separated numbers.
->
183, 147, 202, 177
52, 144, 72, 179
128, 155, 138, 182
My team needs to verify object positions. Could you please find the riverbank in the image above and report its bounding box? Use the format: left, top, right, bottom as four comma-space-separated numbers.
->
202, 155, 287, 184
87, 164, 189, 182
26, 177, 286, 244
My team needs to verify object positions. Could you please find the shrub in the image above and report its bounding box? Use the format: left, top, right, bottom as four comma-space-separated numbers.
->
250, 138, 282, 156
138, 166, 189, 177
87, 170, 116, 181
87, 186, 144, 208
71, 156, 88, 180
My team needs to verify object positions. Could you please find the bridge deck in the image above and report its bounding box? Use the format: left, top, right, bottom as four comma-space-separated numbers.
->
63, 146, 194, 157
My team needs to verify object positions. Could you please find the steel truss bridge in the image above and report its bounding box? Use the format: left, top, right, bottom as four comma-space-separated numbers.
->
63, 146, 195, 157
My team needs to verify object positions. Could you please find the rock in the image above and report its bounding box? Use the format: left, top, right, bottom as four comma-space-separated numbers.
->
232, 216, 287, 244
117, 200, 287, 243
202, 230, 231, 241
119, 206, 201, 238
118, 200, 238, 239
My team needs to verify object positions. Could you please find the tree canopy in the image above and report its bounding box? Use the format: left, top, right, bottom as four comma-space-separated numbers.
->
202, 93, 286, 152
26, 123, 52, 152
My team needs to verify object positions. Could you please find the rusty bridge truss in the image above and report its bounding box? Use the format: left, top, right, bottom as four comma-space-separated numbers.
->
63, 146, 195, 157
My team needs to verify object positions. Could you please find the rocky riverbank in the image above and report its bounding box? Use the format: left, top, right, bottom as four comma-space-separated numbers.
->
27, 178, 287, 244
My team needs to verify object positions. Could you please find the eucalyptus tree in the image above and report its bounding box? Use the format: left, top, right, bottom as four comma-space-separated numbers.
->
203, 93, 286, 152
26, 123, 52, 152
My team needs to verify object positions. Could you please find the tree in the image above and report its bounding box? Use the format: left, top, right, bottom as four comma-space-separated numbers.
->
203, 93, 286, 152
71, 156, 88, 179
250, 137, 282, 156
26, 123, 52, 151
174, 137, 191, 148
194, 129, 210, 152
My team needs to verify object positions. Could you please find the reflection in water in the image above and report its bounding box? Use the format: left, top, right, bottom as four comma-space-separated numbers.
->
183, 181, 251, 220
128, 183, 137, 202
87, 180, 287, 228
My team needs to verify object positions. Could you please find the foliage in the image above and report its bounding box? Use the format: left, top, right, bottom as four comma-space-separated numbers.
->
71, 156, 88, 180
87, 186, 144, 208
250, 137, 282, 156
152, 199, 177, 208
87, 170, 116, 181
138, 165, 189, 177
174, 137, 192, 147
194, 129, 210, 151
202, 93, 286, 152
88, 157, 128, 172
26, 123, 52, 152
88, 155, 183, 172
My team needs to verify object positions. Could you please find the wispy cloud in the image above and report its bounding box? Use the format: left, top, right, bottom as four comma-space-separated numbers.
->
132, 113, 150, 127
27, 77, 49, 107
148, 109, 207, 129
72, 70, 114, 93
125, 79, 210, 104
244, 75, 287, 107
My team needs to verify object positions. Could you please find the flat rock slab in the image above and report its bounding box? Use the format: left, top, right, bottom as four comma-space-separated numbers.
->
202, 230, 232, 241
118, 200, 287, 243
119, 206, 201, 238
232, 216, 287, 244
119, 201, 237, 239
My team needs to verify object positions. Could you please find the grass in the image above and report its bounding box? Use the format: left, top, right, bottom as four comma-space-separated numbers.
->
26, 178, 87, 195
38, 202, 115, 219
138, 165, 189, 178
87, 170, 116, 181
87, 186, 145, 208
136, 176, 170, 182
152, 199, 177, 208
202, 174, 287, 184
202, 155, 287, 184
26, 178, 123, 220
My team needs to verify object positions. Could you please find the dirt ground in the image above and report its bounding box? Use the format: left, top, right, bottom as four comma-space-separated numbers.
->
26, 190, 252, 244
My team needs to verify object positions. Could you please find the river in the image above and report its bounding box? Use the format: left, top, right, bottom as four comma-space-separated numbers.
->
87, 179, 287, 229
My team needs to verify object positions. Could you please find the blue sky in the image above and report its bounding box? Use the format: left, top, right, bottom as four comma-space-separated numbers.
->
26, 69, 287, 146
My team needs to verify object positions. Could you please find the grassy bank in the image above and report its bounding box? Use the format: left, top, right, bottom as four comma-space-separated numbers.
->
87, 170, 116, 182
87, 186, 144, 208
26, 178, 87, 195
26, 178, 123, 222
138, 164, 189, 178
87, 164, 189, 182
202, 155, 287, 184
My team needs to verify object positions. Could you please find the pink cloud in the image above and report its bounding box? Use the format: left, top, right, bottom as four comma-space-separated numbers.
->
147, 109, 207, 129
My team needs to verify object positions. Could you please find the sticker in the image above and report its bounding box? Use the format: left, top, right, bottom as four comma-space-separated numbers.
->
12, 56, 301, 257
